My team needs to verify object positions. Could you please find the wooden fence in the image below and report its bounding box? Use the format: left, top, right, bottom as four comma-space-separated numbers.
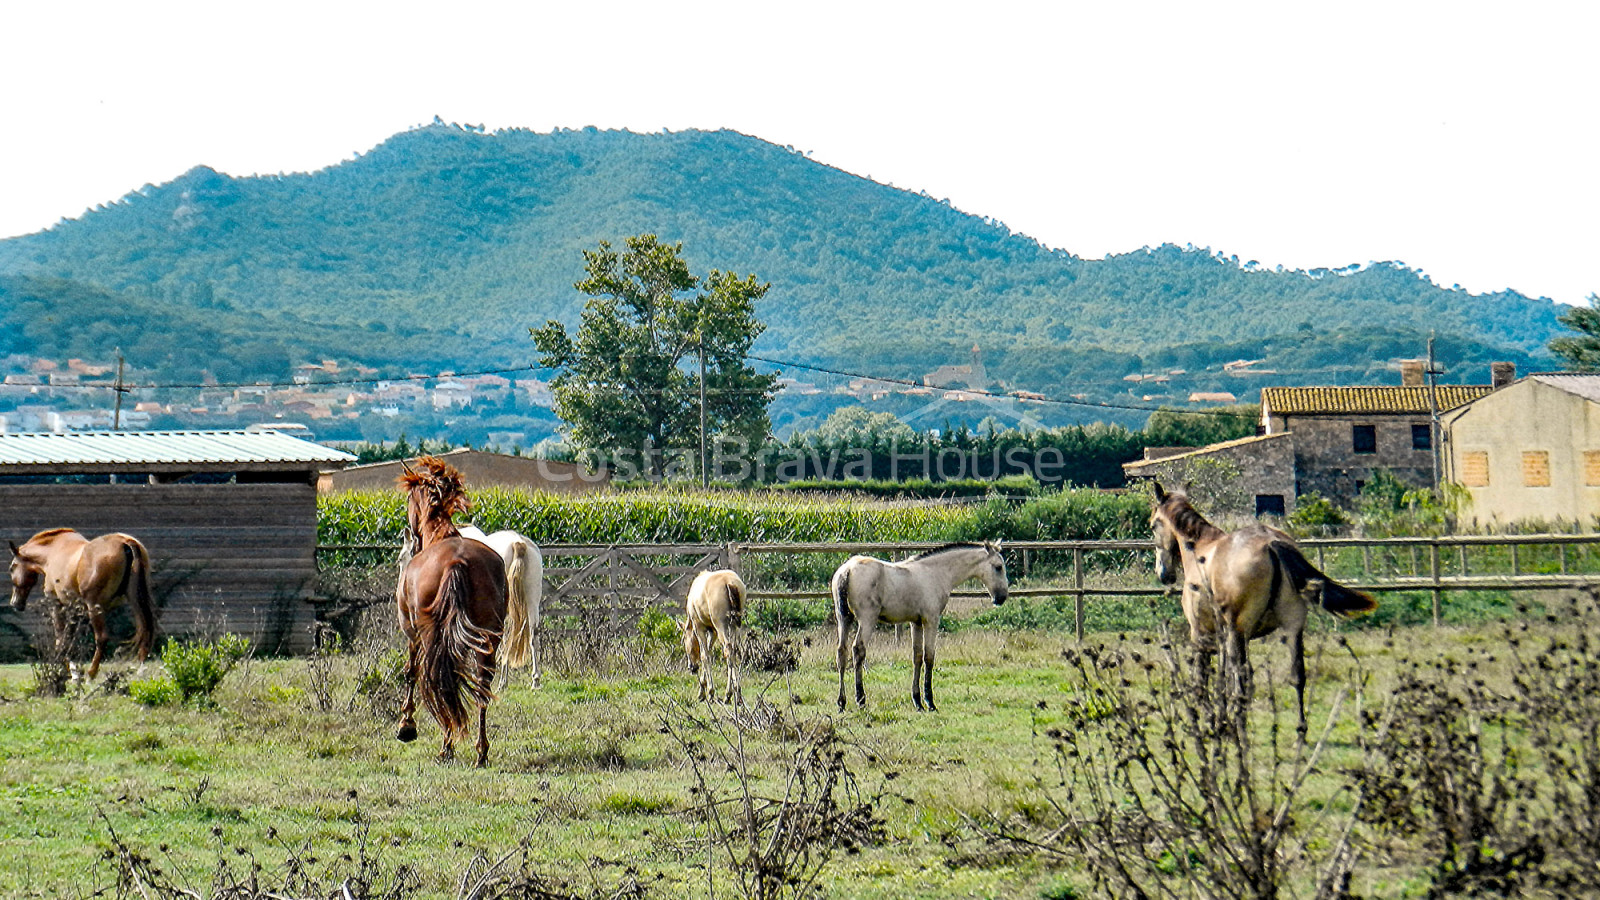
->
318, 533, 1600, 639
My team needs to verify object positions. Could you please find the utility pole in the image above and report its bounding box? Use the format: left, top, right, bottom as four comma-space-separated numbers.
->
698, 323, 709, 489
1425, 334, 1442, 489
112, 349, 127, 430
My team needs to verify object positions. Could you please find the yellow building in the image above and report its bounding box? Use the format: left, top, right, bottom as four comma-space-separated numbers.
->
1440, 374, 1600, 529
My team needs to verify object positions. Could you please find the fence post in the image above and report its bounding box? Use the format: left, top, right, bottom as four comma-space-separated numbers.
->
1440, 538, 1452, 624
1073, 546, 1085, 643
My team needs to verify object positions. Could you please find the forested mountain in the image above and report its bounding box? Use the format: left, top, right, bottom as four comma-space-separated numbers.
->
0, 123, 1562, 391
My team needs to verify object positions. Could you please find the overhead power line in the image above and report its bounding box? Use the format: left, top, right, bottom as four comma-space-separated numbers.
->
743, 353, 1257, 418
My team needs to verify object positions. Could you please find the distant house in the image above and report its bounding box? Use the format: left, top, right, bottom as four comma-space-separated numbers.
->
1441, 373, 1600, 529
319, 448, 610, 495
923, 345, 990, 390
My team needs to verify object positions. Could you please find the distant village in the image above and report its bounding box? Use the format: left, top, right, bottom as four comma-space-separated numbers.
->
0, 346, 1265, 437
0, 356, 555, 434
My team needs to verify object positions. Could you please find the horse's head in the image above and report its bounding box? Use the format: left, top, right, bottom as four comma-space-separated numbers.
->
979, 541, 1009, 606
7, 540, 38, 611
398, 456, 469, 550
1149, 482, 1182, 586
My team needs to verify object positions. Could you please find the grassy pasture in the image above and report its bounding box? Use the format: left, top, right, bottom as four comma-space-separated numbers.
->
4, 602, 1594, 900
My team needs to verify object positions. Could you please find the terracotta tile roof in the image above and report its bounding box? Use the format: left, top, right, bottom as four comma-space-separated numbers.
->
1261, 385, 1493, 416
1123, 432, 1292, 471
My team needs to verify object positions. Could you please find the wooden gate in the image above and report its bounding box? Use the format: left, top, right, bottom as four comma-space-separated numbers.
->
540, 544, 732, 632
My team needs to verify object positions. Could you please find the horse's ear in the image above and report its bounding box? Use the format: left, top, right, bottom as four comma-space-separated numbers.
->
6, 540, 17, 557
1152, 481, 1167, 503
401, 459, 416, 475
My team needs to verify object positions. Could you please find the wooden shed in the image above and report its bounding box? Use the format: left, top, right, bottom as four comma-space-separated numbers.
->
0, 431, 355, 661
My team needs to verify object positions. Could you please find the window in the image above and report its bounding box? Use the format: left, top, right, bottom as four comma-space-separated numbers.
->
1255, 494, 1286, 517
1522, 451, 1551, 487
1462, 451, 1490, 487
1412, 424, 1432, 451
1586, 450, 1600, 487
1352, 424, 1377, 454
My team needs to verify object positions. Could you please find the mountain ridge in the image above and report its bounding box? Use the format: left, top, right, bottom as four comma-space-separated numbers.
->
0, 124, 1561, 388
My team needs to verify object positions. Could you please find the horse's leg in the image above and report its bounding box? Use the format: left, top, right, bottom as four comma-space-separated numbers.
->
439, 733, 455, 763
909, 621, 925, 712
718, 621, 741, 705
474, 704, 489, 768
852, 616, 872, 709
836, 616, 852, 712
922, 619, 939, 713
1288, 627, 1307, 737
694, 624, 713, 702
85, 607, 109, 681
49, 604, 78, 683
397, 634, 420, 743
530, 622, 542, 689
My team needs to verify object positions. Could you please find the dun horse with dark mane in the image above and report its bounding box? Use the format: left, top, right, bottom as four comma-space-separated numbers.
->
395, 457, 510, 766
1150, 482, 1375, 731
8, 529, 157, 681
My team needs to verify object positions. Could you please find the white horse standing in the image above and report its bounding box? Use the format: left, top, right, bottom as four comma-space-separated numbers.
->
683, 569, 747, 704
832, 541, 1009, 713
456, 526, 544, 686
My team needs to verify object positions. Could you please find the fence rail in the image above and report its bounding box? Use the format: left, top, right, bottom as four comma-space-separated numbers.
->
317, 533, 1600, 638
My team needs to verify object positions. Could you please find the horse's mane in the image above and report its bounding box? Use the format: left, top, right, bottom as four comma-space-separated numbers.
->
910, 542, 989, 561
26, 527, 77, 543
1159, 493, 1225, 542
398, 456, 471, 535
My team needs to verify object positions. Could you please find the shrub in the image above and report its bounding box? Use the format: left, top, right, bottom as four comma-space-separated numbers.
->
636, 606, 680, 646
162, 633, 251, 705
1287, 492, 1349, 535
746, 596, 832, 633
128, 676, 179, 707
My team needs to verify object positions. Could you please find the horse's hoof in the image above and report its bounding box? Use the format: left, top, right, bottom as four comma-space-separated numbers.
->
396, 723, 418, 743
474, 757, 487, 769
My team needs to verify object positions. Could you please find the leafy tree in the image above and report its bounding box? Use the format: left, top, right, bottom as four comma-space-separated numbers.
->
531, 235, 778, 478
1144, 404, 1260, 446
1550, 293, 1600, 370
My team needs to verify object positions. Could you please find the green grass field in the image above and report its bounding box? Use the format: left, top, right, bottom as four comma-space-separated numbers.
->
10, 603, 1591, 900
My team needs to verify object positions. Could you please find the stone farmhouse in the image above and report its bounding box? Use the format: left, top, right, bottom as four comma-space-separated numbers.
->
1123, 362, 1516, 517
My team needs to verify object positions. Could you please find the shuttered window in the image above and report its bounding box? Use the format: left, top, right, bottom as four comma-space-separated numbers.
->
1522, 451, 1550, 487
1461, 451, 1489, 487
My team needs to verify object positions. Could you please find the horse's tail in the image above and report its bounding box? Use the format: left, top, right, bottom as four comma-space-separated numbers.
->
497, 542, 535, 669
724, 576, 745, 630
417, 563, 496, 741
832, 565, 855, 636
121, 540, 157, 663
1268, 540, 1377, 618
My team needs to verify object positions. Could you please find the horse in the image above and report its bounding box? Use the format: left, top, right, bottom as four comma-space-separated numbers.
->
394, 457, 510, 767
1149, 482, 1376, 732
832, 541, 1009, 713
456, 525, 544, 687
8, 529, 157, 681
683, 569, 747, 704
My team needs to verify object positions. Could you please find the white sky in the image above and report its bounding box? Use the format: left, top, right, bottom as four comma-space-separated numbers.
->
1, 0, 1594, 303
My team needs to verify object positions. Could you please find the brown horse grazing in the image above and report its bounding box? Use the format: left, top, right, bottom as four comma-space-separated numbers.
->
684, 569, 747, 704
395, 457, 509, 767
1150, 482, 1376, 732
8, 529, 157, 680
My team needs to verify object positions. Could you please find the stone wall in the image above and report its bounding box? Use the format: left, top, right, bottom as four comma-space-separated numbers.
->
1280, 414, 1435, 505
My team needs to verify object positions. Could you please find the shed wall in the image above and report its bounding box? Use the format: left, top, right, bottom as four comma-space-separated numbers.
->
0, 484, 322, 662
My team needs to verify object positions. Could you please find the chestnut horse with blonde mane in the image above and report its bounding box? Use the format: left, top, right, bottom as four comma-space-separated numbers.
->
395, 457, 509, 766
8, 529, 156, 680
1150, 482, 1375, 732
